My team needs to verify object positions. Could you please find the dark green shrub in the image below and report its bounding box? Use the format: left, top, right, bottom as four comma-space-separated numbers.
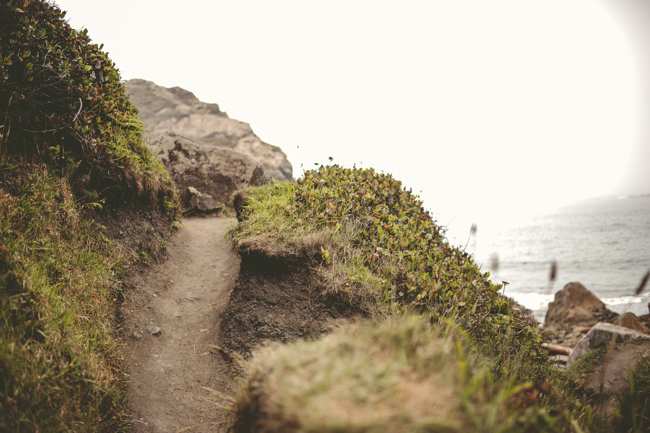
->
0, 0, 179, 214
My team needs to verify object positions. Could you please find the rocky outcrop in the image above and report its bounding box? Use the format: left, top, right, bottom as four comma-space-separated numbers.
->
544, 282, 617, 333
583, 340, 650, 413
126, 79, 292, 181
149, 133, 265, 205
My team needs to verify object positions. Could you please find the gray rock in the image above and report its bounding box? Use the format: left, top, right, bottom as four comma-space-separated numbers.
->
151, 326, 162, 336
126, 79, 292, 181
180, 186, 221, 215
566, 322, 650, 368
550, 354, 569, 366
133, 330, 143, 339
149, 133, 265, 205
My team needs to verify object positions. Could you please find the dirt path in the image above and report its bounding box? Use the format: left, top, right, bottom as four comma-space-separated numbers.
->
121, 216, 240, 433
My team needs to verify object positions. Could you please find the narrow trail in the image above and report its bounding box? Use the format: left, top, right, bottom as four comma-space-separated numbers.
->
121, 217, 240, 433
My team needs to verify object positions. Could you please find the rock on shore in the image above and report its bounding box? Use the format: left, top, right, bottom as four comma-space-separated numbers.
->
541, 282, 619, 345
540, 282, 650, 416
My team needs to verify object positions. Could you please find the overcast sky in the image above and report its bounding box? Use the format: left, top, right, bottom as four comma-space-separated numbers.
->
55, 0, 649, 244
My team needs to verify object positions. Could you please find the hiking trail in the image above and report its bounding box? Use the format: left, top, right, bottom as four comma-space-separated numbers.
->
121, 216, 240, 433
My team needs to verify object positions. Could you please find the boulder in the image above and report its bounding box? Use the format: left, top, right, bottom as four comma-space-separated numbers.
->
566, 322, 650, 368
126, 79, 293, 181
180, 187, 221, 216
544, 282, 617, 332
149, 133, 265, 205
614, 312, 650, 334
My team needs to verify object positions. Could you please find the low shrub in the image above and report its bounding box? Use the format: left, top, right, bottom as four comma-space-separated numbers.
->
0, 0, 181, 216
230, 165, 548, 382
0, 2, 181, 430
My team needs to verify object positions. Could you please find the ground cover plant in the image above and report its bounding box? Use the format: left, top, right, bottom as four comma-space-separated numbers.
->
0, 0, 181, 214
229, 165, 650, 432
230, 164, 547, 383
1, 1, 181, 430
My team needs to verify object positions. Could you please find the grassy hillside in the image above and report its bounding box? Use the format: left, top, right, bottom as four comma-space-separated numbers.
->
0, 1, 180, 430
0, 0, 180, 210
227, 165, 650, 432
230, 165, 547, 382
0, 163, 130, 430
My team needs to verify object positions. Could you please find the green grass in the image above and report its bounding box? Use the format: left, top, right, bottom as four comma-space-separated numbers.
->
618, 355, 650, 432
0, 2, 180, 430
0, 157, 130, 431
557, 340, 650, 433
1, 1, 182, 219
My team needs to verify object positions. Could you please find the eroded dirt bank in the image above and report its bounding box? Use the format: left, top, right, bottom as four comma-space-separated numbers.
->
219, 250, 367, 359
121, 217, 239, 433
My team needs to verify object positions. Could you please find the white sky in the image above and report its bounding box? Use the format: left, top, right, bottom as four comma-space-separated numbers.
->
55, 0, 642, 244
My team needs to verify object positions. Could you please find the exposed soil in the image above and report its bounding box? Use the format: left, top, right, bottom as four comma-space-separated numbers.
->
94, 202, 175, 264
120, 216, 240, 433
219, 250, 367, 359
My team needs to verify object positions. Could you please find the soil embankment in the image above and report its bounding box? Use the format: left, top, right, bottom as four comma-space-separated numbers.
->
121, 217, 239, 433
220, 250, 364, 358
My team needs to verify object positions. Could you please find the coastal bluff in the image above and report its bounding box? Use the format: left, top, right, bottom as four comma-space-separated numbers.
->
125, 79, 292, 181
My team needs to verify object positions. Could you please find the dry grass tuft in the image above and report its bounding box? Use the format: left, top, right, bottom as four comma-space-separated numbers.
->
229, 317, 468, 433
227, 316, 572, 433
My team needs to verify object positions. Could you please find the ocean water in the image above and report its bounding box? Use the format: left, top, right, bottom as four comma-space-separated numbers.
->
473, 196, 650, 324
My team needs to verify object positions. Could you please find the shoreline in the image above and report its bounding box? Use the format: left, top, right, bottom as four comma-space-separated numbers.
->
507, 289, 650, 325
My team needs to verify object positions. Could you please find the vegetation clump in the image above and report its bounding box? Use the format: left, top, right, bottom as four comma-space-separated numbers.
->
230, 165, 650, 432
0, 0, 180, 213
230, 164, 547, 381
0, 163, 129, 430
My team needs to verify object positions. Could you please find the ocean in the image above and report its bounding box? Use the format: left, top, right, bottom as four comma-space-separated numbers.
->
473, 196, 650, 324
